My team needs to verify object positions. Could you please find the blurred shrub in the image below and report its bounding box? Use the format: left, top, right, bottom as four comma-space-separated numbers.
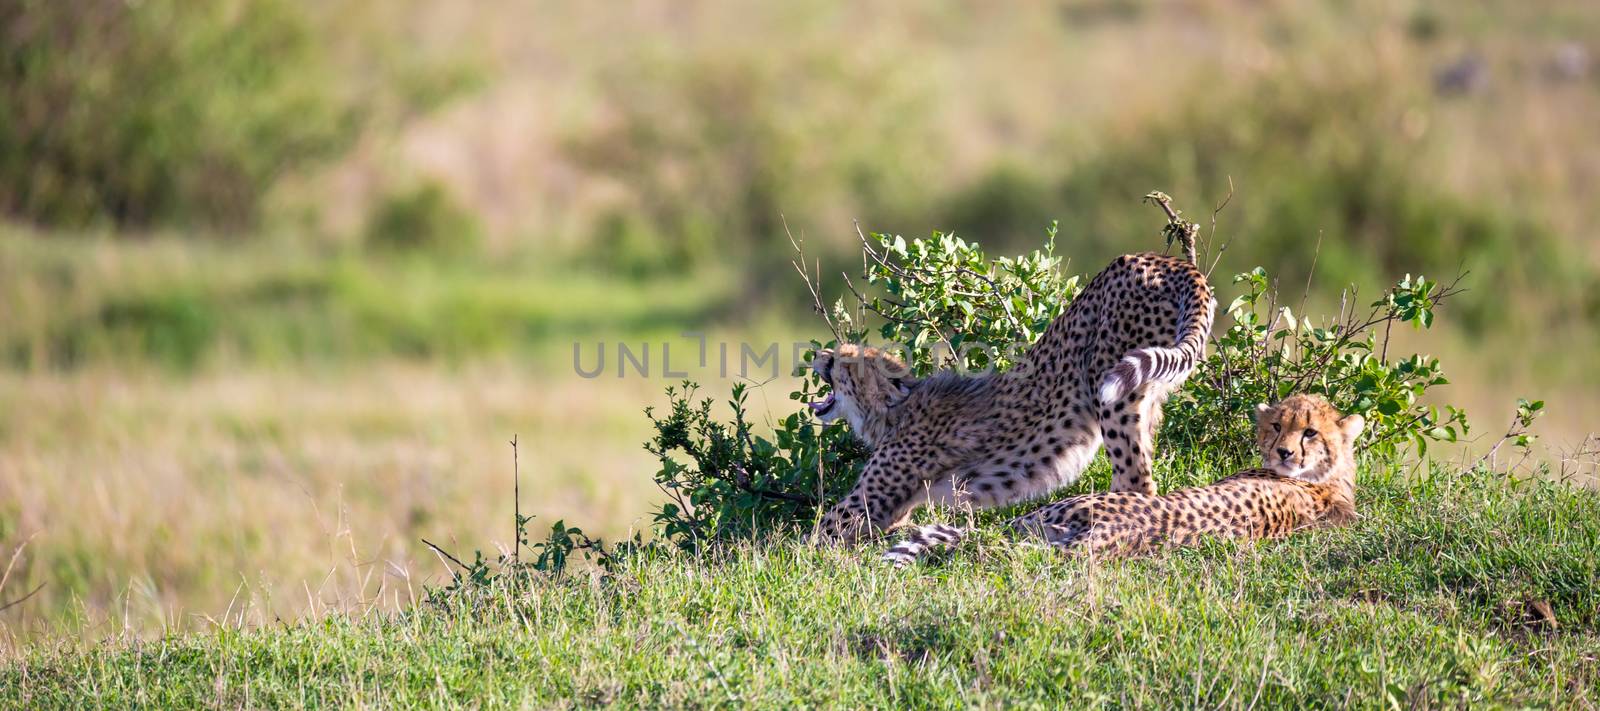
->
1129, 85, 1500, 279
0, 0, 359, 228
364, 181, 483, 255
940, 165, 1059, 252
93, 291, 218, 371
587, 208, 676, 277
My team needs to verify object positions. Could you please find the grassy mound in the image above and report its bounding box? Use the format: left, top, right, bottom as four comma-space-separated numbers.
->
5, 460, 1595, 708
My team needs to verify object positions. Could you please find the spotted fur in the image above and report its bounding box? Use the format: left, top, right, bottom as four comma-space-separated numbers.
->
810, 252, 1214, 543
884, 394, 1363, 565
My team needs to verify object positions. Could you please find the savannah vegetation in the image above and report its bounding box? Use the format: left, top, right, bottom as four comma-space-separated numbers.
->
2, 0, 1599, 706
7, 202, 1598, 708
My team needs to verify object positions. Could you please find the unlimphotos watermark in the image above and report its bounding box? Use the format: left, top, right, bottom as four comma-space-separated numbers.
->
572, 333, 1035, 379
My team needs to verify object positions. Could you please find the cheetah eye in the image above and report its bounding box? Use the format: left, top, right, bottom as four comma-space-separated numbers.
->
1303, 428, 1318, 439
1270, 423, 1281, 432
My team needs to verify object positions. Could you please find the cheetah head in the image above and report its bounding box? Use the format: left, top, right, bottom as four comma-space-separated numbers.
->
1255, 394, 1364, 483
809, 344, 913, 446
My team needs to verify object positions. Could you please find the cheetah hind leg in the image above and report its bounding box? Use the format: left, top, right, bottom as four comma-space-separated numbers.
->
1099, 383, 1172, 495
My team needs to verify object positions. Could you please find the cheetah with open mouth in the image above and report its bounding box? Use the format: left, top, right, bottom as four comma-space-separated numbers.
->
811, 251, 1215, 543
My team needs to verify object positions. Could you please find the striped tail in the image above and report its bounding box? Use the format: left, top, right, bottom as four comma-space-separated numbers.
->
1098, 290, 1216, 404
882, 524, 967, 568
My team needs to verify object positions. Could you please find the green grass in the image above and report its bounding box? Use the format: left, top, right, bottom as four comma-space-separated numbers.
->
5, 460, 1596, 708
0, 232, 739, 371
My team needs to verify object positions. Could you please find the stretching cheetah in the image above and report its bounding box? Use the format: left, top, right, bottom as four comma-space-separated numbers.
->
810, 252, 1214, 542
883, 394, 1363, 565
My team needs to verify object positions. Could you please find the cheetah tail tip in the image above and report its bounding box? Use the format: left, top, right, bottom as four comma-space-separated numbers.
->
1099, 362, 1138, 404
1098, 377, 1126, 404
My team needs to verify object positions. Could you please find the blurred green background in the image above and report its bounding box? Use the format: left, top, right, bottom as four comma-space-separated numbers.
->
0, 0, 1596, 643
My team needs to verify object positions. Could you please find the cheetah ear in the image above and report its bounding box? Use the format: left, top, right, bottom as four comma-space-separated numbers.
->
1254, 403, 1273, 422
1339, 414, 1366, 440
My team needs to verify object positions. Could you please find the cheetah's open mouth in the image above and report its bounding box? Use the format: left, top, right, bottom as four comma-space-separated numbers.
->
808, 392, 837, 417
808, 354, 837, 418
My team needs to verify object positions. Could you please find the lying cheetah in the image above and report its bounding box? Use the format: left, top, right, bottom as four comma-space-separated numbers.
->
883, 394, 1364, 565
810, 252, 1214, 542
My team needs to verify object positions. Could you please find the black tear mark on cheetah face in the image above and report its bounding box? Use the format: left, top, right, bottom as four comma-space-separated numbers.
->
1255, 394, 1365, 482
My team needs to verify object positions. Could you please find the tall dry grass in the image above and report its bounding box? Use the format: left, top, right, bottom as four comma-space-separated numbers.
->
0, 362, 793, 647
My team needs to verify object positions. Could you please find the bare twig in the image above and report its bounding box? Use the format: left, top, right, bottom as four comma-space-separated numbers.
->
855, 221, 923, 284
1470, 409, 1539, 471
511, 434, 520, 567
1556, 435, 1600, 483
848, 222, 958, 347
1298, 230, 1323, 332
420, 538, 469, 573
1146, 190, 1182, 223
955, 265, 1001, 291
786, 215, 842, 343
0, 583, 45, 614
841, 267, 955, 349
0, 532, 40, 615
1380, 312, 1394, 362
1261, 278, 1283, 384
955, 266, 1024, 333
1205, 177, 1235, 277
841, 273, 924, 327
1285, 272, 1468, 394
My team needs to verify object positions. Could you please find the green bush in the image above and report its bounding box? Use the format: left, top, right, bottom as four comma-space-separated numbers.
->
1165, 268, 1469, 464
845, 224, 1079, 374
643, 381, 868, 549
0, 0, 359, 228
